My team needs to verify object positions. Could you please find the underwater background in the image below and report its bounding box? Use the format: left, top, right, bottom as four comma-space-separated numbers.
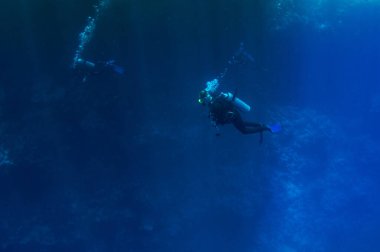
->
0, 0, 380, 251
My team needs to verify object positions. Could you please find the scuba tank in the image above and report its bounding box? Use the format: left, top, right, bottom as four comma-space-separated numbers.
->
222, 92, 251, 112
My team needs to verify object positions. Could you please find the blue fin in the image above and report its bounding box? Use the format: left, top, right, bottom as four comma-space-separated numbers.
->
268, 123, 281, 133
106, 60, 125, 75
111, 65, 125, 75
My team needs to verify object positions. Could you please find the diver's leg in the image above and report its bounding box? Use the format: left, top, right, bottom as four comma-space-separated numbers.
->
233, 117, 270, 135
244, 123, 270, 143
231, 111, 269, 135
232, 113, 250, 134
244, 122, 271, 134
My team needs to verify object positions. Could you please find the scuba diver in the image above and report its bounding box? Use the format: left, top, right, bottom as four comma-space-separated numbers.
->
198, 79, 281, 141
73, 58, 125, 82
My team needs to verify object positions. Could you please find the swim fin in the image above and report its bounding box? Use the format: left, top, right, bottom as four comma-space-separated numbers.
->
267, 123, 282, 133
111, 64, 125, 75
106, 60, 125, 75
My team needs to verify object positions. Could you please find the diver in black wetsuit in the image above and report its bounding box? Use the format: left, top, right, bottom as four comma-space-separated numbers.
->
73, 58, 125, 82
199, 88, 280, 140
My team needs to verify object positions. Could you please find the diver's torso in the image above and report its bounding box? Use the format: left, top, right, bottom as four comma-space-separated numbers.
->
209, 95, 236, 125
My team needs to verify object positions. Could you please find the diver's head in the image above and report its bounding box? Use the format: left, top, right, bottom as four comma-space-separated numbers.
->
198, 90, 212, 106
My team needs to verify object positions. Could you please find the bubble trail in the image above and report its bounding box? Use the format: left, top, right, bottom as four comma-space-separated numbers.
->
73, 0, 110, 68
217, 42, 255, 81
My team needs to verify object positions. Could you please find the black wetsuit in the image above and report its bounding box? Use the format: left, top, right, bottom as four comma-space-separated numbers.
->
208, 94, 269, 135
74, 61, 109, 76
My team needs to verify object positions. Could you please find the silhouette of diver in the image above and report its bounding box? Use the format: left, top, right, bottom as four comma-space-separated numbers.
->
73, 58, 125, 82
198, 80, 281, 141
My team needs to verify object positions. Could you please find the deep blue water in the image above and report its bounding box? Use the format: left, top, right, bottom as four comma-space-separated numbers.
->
1, 0, 380, 251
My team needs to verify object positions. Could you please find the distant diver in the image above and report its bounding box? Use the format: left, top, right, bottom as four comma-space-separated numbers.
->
72, 0, 113, 82
198, 79, 281, 141
73, 58, 125, 82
